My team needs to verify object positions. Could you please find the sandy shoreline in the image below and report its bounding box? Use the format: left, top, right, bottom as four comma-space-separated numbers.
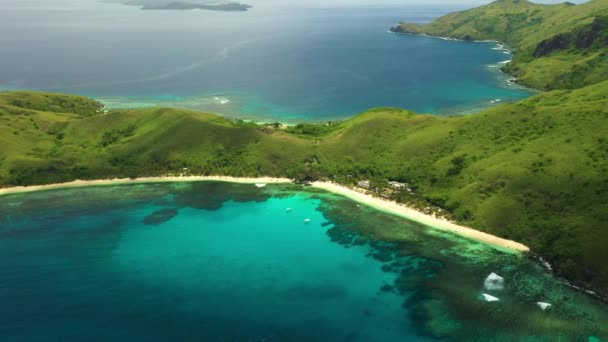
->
311, 182, 529, 252
0, 176, 293, 196
0, 176, 529, 252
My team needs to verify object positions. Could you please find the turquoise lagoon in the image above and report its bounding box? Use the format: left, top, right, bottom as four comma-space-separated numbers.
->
0, 182, 606, 341
0, 3, 532, 121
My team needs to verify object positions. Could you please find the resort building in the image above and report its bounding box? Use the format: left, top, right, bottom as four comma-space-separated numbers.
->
357, 180, 371, 189
389, 181, 412, 192
388, 181, 406, 190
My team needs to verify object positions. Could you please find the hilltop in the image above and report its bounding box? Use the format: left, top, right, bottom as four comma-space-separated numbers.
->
1, 86, 607, 297
391, 0, 608, 90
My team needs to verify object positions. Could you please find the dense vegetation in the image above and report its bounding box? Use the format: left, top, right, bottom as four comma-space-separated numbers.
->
392, 0, 608, 90
1, 85, 607, 298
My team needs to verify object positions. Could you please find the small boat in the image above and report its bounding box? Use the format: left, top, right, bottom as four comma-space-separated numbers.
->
255, 183, 267, 188
304, 219, 311, 223
286, 208, 292, 212
484, 272, 504, 291
481, 293, 499, 302
537, 302, 552, 311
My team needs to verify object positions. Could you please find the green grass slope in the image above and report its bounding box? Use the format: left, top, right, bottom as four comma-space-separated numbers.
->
0, 92, 313, 185
0, 88, 607, 297
392, 0, 608, 90
318, 86, 608, 297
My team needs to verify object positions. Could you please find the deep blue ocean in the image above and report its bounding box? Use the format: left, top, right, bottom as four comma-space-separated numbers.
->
0, 0, 531, 121
0, 183, 607, 341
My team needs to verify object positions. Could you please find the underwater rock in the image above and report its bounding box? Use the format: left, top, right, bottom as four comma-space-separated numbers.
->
370, 250, 394, 262
484, 272, 505, 291
351, 236, 367, 245
326, 226, 357, 246
481, 293, 500, 302
142, 208, 179, 225
537, 302, 552, 311
380, 283, 394, 293
381, 264, 394, 273
413, 298, 463, 338
174, 182, 271, 210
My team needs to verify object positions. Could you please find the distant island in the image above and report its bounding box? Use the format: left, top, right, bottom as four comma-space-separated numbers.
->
142, 2, 251, 11
105, 0, 252, 11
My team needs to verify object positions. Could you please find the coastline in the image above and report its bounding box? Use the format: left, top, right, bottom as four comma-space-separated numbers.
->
311, 182, 530, 253
389, 29, 537, 94
0, 176, 293, 196
0, 176, 530, 253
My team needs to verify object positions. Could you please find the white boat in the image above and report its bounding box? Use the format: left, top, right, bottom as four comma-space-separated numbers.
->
537, 302, 552, 310
255, 183, 267, 188
484, 272, 505, 291
481, 293, 500, 302
304, 219, 311, 223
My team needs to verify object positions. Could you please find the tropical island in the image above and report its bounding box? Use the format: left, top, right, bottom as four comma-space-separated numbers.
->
1, 0, 607, 303
105, 0, 252, 11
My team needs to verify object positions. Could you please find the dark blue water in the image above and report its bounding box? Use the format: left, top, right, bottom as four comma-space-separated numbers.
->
0, 1, 531, 121
0, 183, 607, 341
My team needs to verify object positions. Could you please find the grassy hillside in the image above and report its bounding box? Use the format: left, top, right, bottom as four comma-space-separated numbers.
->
1, 87, 607, 298
0, 92, 313, 185
392, 0, 608, 90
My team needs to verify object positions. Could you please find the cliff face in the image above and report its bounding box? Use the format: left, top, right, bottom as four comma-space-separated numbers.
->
535, 16, 608, 57
392, 0, 608, 90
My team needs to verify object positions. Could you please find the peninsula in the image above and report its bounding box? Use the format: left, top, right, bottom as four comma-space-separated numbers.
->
391, 0, 608, 91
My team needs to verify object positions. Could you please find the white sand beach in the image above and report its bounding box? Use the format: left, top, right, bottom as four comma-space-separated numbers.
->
0, 176, 529, 252
311, 181, 530, 252
0, 176, 292, 196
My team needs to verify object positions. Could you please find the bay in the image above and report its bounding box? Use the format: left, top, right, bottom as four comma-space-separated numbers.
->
0, 1, 531, 121
0, 182, 606, 341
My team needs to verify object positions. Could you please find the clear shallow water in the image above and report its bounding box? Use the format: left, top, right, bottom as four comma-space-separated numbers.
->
0, 1, 532, 121
0, 182, 607, 341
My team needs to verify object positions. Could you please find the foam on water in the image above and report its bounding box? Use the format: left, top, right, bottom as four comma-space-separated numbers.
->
214, 96, 231, 104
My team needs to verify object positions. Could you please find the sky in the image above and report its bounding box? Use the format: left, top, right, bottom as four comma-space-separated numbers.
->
0, 0, 590, 9
256, 0, 589, 6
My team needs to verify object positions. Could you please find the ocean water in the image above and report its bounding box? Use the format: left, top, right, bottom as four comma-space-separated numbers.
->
0, 182, 607, 341
0, 1, 532, 121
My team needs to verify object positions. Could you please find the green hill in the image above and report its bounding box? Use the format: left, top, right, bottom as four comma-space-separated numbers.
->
1, 86, 607, 298
392, 0, 608, 90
